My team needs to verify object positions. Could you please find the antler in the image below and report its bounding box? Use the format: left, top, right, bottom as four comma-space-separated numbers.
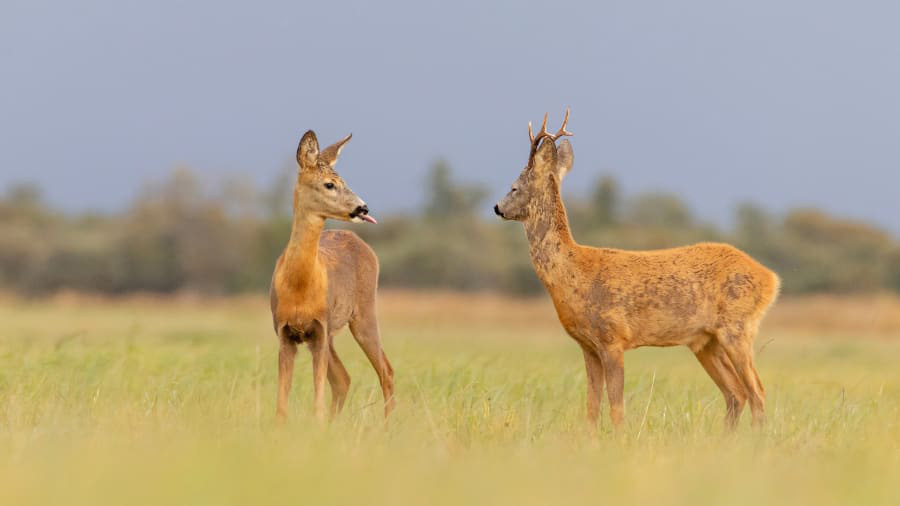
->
528, 113, 548, 144
528, 108, 573, 156
553, 108, 573, 140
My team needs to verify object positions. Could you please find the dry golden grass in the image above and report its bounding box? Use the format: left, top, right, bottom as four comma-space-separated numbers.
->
379, 290, 900, 339
1, 290, 898, 505
9, 289, 900, 341
764, 293, 900, 337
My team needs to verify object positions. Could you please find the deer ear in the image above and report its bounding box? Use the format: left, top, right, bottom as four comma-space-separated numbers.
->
296, 130, 319, 169
556, 139, 573, 180
533, 138, 558, 173
319, 133, 352, 168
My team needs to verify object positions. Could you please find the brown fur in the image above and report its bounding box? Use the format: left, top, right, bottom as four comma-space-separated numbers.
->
270, 130, 394, 422
496, 112, 780, 429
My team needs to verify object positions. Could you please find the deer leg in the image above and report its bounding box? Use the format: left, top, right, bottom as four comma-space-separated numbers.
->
717, 328, 766, 428
599, 347, 625, 429
276, 331, 298, 423
580, 344, 605, 428
326, 339, 351, 418
719, 345, 751, 425
349, 308, 395, 417
694, 340, 747, 429
307, 333, 330, 423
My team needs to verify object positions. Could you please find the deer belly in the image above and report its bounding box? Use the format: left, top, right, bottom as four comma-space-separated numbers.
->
281, 320, 325, 344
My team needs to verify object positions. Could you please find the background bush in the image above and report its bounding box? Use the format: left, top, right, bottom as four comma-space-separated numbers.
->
1, 162, 898, 296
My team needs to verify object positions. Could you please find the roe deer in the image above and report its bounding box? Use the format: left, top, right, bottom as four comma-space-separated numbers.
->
270, 130, 394, 422
494, 110, 779, 429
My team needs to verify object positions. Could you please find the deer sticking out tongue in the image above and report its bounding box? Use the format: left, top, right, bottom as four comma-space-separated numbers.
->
359, 214, 377, 224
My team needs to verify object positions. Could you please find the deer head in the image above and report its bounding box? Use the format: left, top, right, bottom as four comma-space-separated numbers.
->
294, 130, 376, 224
494, 109, 574, 222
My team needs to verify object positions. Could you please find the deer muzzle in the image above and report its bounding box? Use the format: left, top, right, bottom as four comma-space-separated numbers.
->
350, 205, 377, 224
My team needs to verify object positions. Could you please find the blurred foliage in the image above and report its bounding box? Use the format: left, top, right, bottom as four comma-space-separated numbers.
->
1, 162, 899, 295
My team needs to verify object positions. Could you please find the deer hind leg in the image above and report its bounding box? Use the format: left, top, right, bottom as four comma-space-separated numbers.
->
579, 344, 605, 428
276, 330, 298, 423
349, 306, 395, 417
693, 339, 747, 429
716, 326, 766, 428
598, 347, 625, 429
326, 338, 351, 418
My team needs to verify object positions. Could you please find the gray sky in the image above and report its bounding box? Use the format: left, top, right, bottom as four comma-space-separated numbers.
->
2, 0, 899, 232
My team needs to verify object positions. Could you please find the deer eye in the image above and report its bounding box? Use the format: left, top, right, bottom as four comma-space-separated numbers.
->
324, 182, 336, 190
511, 187, 518, 193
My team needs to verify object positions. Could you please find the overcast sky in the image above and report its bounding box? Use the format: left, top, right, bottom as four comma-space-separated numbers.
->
2, 0, 898, 232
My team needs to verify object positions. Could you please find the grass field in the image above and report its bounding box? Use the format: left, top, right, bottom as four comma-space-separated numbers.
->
1, 291, 898, 505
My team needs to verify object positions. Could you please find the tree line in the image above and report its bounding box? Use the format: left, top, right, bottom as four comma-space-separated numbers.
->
1, 162, 898, 296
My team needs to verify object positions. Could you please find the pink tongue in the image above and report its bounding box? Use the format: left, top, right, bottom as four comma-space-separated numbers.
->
360, 214, 377, 224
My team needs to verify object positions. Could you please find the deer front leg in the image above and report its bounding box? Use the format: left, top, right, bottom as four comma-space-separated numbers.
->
276, 332, 298, 423
599, 347, 625, 429
580, 344, 605, 428
308, 333, 330, 423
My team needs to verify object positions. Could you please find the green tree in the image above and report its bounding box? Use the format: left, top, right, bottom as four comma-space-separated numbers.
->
591, 176, 620, 226
625, 192, 693, 228
424, 159, 488, 220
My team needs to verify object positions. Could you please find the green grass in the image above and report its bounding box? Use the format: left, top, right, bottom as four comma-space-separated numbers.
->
1, 296, 898, 505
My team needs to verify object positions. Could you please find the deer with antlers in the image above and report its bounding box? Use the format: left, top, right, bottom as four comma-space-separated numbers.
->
494, 110, 780, 429
270, 130, 394, 422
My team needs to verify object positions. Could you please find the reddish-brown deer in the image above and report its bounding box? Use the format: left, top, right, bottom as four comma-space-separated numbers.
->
494, 110, 780, 429
270, 130, 394, 422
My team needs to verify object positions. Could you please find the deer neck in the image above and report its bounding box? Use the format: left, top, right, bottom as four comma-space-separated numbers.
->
524, 181, 577, 283
282, 200, 326, 288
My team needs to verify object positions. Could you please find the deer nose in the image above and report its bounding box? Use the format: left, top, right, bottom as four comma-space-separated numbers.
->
493, 204, 503, 217
353, 205, 369, 216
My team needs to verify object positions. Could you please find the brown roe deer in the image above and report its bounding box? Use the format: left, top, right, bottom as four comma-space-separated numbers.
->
270, 130, 394, 422
494, 110, 779, 429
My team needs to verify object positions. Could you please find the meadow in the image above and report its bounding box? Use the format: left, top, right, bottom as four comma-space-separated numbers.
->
1, 291, 898, 505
